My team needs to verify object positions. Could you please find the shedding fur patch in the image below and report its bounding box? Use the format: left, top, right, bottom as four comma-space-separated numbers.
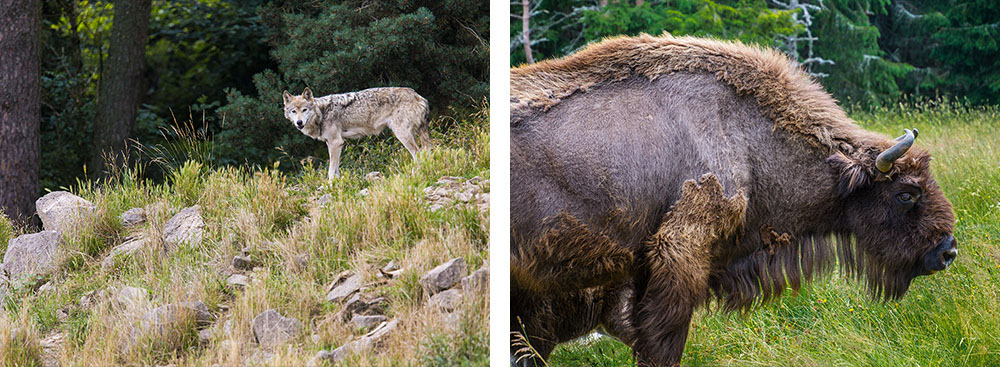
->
511, 33, 888, 154
511, 213, 635, 294
634, 173, 747, 363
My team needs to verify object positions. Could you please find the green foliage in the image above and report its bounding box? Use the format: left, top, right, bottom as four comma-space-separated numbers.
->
581, 0, 801, 48
806, 0, 911, 106
218, 0, 488, 170
511, 0, 801, 66
39, 0, 272, 189
0, 213, 12, 255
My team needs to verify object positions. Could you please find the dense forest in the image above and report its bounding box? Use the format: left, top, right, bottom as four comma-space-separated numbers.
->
511, 0, 999, 106
1, 0, 488, 223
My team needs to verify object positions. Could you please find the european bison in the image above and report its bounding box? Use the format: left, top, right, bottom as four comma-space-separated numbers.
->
510, 34, 957, 367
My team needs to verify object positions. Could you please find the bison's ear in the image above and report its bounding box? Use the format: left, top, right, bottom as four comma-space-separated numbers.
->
282, 90, 292, 105
827, 152, 871, 198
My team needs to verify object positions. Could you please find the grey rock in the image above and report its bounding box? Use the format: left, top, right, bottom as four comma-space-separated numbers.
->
359, 188, 370, 196
114, 286, 150, 311
308, 319, 398, 367
1, 231, 62, 280
232, 255, 254, 270
251, 309, 302, 350
227, 274, 249, 288
419, 257, 466, 295
441, 312, 461, 330
292, 253, 309, 272
381, 260, 399, 273
129, 301, 213, 353
198, 328, 213, 345
350, 314, 387, 330
316, 194, 333, 206
37, 281, 55, 294
163, 206, 205, 251
326, 273, 362, 303
35, 191, 96, 233
101, 236, 147, 270
461, 267, 489, 293
120, 207, 146, 227
428, 289, 462, 312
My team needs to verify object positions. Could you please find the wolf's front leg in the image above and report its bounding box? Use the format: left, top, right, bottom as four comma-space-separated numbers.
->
326, 137, 344, 180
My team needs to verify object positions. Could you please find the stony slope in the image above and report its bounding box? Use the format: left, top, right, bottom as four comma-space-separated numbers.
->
0, 123, 489, 367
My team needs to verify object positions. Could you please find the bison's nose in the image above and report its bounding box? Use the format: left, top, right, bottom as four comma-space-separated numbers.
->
923, 235, 957, 274
941, 242, 957, 267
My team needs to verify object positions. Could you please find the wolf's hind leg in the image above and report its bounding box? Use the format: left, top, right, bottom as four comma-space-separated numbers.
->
388, 120, 421, 159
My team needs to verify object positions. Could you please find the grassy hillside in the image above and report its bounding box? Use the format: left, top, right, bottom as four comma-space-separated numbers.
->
0, 110, 489, 367
548, 102, 1000, 366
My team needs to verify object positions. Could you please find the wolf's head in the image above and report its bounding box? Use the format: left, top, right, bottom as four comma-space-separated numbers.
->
282, 87, 319, 131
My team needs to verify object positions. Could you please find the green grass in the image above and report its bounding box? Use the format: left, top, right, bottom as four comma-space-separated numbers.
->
0, 110, 489, 366
549, 102, 1000, 366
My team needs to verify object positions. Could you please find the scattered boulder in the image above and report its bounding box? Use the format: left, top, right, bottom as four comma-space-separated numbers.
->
350, 314, 387, 330
441, 312, 461, 331
162, 206, 205, 251
227, 274, 249, 288
423, 176, 489, 213
461, 266, 489, 293
316, 194, 333, 207
359, 188, 370, 197
251, 309, 302, 350
419, 257, 466, 295
113, 286, 150, 311
1, 231, 62, 281
428, 289, 463, 312
35, 191, 96, 232
382, 260, 399, 273
338, 294, 387, 323
232, 255, 254, 270
198, 328, 214, 345
120, 207, 146, 227
129, 301, 213, 352
326, 273, 363, 303
101, 236, 147, 270
308, 319, 399, 366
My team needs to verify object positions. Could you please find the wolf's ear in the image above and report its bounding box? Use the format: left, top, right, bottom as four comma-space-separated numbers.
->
827, 152, 872, 198
282, 90, 291, 105
302, 87, 313, 101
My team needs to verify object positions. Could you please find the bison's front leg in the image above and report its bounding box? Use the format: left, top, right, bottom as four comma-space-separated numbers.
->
633, 174, 747, 366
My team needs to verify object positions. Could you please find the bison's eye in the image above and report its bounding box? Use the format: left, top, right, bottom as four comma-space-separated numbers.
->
896, 192, 917, 204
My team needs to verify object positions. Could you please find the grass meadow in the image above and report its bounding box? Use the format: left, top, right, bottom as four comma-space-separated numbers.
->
0, 108, 489, 366
549, 101, 1000, 366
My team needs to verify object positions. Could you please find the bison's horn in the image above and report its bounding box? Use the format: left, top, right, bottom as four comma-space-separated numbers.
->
875, 128, 918, 173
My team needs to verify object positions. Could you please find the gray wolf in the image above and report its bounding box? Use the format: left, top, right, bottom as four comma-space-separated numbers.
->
509, 34, 956, 366
283, 86, 430, 179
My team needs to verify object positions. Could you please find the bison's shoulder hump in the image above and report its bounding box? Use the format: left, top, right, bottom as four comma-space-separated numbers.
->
511, 34, 882, 153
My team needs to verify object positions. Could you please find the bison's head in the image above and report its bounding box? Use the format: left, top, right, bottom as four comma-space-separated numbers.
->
827, 129, 956, 299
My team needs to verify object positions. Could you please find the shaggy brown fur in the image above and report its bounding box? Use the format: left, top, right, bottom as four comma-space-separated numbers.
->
510, 34, 956, 367
511, 213, 635, 294
635, 174, 747, 365
512, 33, 892, 158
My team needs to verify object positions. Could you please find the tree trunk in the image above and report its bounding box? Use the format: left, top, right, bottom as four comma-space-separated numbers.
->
0, 0, 42, 224
522, 0, 535, 64
89, 0, 151, 179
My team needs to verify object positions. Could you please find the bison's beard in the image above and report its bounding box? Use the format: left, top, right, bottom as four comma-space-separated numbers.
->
709, 232, 916, 312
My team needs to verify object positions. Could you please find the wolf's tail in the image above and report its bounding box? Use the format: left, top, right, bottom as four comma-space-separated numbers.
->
417, 96, 431, 149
